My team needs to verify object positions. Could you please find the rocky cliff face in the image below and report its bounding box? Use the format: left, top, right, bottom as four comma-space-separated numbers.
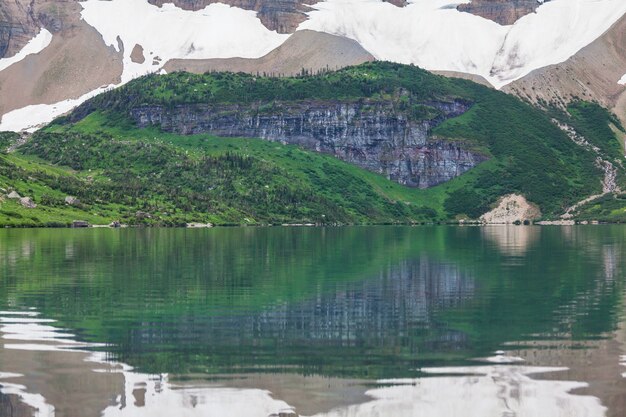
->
457, 0, 547, 26
0, 0, 76, 59
148, 0, 408, 34
0, 0, 37, 58
129, 99, 486, 188
147, 0, 317, 34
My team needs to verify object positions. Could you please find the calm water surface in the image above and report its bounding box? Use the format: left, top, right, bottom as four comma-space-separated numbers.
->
0, 226, 624, 417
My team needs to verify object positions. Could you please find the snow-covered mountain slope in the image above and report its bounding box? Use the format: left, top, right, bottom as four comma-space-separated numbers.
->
80, 0, 290, 84
300, 0, 626, 88
0, 0, 625, 131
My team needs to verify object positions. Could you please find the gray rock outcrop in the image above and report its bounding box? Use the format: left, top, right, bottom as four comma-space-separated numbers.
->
130, 99, 487, 188
457, 0, 550, 25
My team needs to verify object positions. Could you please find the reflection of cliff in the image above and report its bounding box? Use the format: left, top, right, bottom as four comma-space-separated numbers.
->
135, 258, 475, 343
123, 256, 475, 372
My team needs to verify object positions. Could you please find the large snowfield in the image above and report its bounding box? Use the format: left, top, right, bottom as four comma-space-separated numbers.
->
79, 0, 290, 84
1, 0, 626, 131
301, 0, 626, 88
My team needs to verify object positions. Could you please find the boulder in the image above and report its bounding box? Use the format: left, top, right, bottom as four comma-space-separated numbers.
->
7, 191, 21, 199
65, 196, 81, 205
186, 222, 213, 228
135, 211, 152, 219
71, 220, 90, 228
19, 197, 36, 208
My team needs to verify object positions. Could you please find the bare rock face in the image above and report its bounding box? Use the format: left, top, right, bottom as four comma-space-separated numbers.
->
129, 99, 487, 188
0, 0, 123, 119
148, 0, 317, 33
0, 0, 38, 58
0, 0, 80, 58
65, 195, 81, 205
480, 194, 541, 224
131, 44, 146, 64
457, 0, 546, 26
149, 0, 407, 33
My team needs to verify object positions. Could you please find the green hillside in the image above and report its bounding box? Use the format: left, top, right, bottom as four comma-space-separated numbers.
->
0, 62, 624, 226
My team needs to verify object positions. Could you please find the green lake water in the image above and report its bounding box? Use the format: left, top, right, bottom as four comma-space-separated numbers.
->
0, 226, 625, 417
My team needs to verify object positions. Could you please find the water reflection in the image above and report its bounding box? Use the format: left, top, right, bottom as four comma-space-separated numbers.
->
126, 256, 475, 351
0, 311, 612, 417
482, 225, 540, 257
0, 226, 625, 416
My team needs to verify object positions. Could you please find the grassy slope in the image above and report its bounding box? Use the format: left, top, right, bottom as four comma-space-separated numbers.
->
560, 102, 626, 222
31, 112, 494, 225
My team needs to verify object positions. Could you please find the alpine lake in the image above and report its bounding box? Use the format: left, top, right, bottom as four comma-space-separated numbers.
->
0, 225, 625, 417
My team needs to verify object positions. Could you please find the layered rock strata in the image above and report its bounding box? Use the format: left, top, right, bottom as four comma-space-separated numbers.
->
129, 99, 487, 188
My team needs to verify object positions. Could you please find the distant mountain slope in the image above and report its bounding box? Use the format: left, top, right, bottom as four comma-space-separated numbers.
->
505, 14, 626, 127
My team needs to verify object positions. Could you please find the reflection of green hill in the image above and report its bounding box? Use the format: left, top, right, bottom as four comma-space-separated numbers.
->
0, 226, 623, 378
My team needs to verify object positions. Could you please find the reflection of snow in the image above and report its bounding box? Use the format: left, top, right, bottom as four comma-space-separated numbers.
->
100, 372, 296, 417
0, 375, 54, 417
0, 311, 294, 417
312, 366, 605, 417
0, 310, 608, 417
476, 351, 525, 364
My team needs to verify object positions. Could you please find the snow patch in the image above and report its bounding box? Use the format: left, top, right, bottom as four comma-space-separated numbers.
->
0, 28, 52, 73
79, 0, 290, 83
0, 85, 115, 132
300, 0, 626, 89
619, 74, 626, 85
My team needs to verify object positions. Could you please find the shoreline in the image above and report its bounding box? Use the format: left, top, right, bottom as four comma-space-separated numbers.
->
0, 220, 623, 230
